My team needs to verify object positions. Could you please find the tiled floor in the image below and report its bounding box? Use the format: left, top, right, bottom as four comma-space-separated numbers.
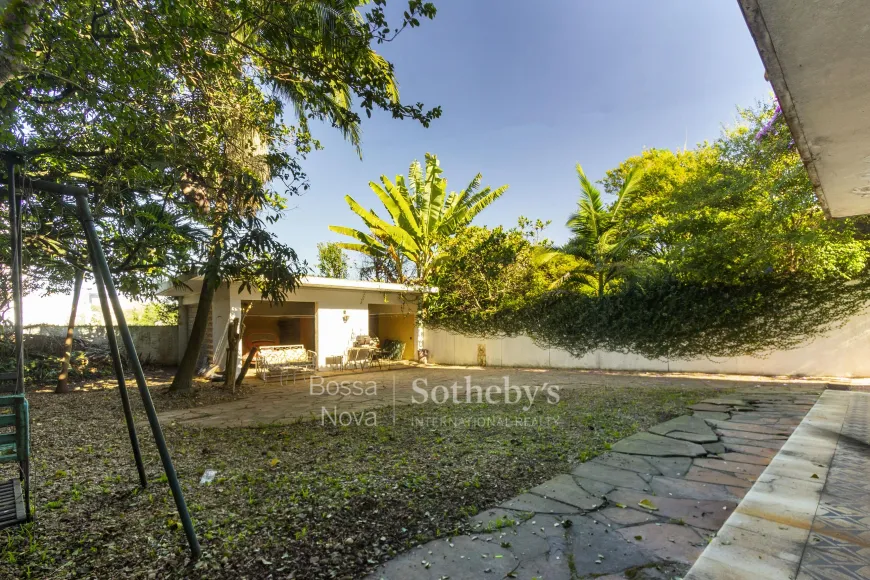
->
799, 393, 870, 579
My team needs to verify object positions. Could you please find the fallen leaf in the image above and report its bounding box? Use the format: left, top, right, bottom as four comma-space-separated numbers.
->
638, 499, 658, 511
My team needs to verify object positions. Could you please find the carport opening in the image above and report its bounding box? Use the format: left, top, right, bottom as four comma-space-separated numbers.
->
368, 304, 415, 361
242, 301, 316, 356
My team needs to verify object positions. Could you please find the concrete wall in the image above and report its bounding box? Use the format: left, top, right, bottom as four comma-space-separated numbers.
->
369, 304, 416, 360
422, 307, 870, 378
23, 324, 179, 366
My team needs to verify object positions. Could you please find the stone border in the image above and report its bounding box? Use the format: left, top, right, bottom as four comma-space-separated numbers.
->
685, 390, 850, 579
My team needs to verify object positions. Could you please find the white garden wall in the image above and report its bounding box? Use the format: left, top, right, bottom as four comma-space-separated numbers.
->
422, 307, 870, 378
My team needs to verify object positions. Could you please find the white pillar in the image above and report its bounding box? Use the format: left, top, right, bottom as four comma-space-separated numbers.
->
176, 297, 187, 365
229, 287, 243, 375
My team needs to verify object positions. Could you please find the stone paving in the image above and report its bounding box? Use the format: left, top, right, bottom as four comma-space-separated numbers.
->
366, 386, 821, 579
687, 389, 870, 580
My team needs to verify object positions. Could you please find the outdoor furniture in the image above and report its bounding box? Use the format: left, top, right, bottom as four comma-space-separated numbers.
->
373, 340, 406, 369
0, 394, 30, 529
255, 345, 317, 385
345, 346, 376, 370
324, 355, 344, 370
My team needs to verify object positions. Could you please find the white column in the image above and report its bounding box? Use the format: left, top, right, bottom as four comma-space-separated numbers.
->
229, 286, 243, 375
176, 297, 187, 365
211, 285, 231, 369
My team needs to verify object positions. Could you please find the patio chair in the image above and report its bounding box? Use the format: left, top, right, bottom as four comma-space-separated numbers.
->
345, 346, 373, 370
373, 340, 406, 369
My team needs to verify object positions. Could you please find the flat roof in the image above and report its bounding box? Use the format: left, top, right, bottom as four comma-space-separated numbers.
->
739, 0, 870, 217
158, 275, 437, 297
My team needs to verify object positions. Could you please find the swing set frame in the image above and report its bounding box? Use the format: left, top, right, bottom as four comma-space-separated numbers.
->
2, 152, 201, 559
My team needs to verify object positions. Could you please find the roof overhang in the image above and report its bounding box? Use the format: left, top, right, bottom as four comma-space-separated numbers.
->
739, 0, 870, 217
158, 275, 437, 297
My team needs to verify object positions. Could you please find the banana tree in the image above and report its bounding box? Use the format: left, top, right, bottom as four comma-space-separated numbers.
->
536, 164, 645, 296
330, 154, 508, 283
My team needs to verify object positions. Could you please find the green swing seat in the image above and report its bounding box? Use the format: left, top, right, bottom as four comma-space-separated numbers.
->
0, 393, 30, 529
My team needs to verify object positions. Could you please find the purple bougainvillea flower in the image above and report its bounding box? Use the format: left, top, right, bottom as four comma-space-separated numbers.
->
755, 101, 783, 142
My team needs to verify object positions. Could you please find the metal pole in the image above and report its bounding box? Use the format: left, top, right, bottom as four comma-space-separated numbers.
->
88, 263, 148, 488
5, 155, 24, 394
75, 193, 201, 560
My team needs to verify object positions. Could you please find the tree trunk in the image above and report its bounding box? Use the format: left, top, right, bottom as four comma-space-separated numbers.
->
55, 269, 84, 394
169, 274, 217, 393
0, 0, 44, 89
170, 226, 223, 393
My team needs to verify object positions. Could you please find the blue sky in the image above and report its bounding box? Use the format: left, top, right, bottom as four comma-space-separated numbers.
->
274, 0, 772, 270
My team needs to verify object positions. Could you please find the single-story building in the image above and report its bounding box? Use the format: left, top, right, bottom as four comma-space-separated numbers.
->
160, 276, 434, 375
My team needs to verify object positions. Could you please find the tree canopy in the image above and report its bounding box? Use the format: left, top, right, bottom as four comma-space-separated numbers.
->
2, 0, 441, 300
425, 102, 870, 359
330, 153, 508, 283
602, 107, 869, 285
316, 241, 350, 279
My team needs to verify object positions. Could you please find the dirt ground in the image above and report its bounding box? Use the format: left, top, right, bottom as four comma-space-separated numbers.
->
0, 366, 827, 579
158, 364, 827, 428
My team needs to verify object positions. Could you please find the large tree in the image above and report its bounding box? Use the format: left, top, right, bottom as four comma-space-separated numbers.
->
602, 106, 870, 285
2, 0, 442, 391
330, 153, 508, 283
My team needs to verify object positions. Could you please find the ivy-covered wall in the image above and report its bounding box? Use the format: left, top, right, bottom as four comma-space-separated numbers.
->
423, 306, 870, 378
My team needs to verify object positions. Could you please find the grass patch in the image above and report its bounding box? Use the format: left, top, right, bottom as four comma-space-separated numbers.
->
0, 371, 727, 579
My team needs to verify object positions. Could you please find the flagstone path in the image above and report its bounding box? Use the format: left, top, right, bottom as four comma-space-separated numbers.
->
687, 389, 870, 579
366, 387, 821, 579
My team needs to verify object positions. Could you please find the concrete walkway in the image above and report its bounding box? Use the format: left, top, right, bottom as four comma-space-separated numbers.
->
366, 386, 821, 579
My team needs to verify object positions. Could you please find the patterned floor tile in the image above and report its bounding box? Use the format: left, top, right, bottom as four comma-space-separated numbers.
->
799, 394, 870, 579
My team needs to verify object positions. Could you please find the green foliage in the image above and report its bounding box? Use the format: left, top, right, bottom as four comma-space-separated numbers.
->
315, 242, 350, 279
535, 164, 646, 296
3, 0, 441, 303
125, 300, 178, 326
428, 102, 870, 359
330, 154, 508, 283
423, 219, 560, 335
602, 106, 870, 284
520, 274, 870, 359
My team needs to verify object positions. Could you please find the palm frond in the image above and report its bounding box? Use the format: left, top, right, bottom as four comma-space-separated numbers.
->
369, 180, 401, 223
388, 175, 422, 238
610, 166, 642, 217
